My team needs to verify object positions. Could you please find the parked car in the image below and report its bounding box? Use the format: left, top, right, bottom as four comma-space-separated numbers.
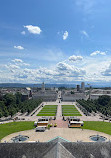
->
35, 127, 45, 132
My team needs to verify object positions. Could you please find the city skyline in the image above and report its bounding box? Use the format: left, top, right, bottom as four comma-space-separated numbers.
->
0, 0, 111, 84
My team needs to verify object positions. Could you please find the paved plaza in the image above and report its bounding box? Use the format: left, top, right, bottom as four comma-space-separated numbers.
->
2, 128, 111, 143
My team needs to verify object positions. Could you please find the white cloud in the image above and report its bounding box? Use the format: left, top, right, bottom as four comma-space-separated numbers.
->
12, 59, 23, 63
1, 53, 111, 83
69, 55, 83, 62
7, 64, 20, 69
21, 31, 26, 35
14, 46, 24, 50
57, 62, 71, 71
12, 59, 30, 67
81, 55, 111, 82
90, 50, 106, 56
81, 30, 89, 37
23, 63, 30, 66
63, 31, 68, 40
24, 25, 42, 34
102, 63, 111, 76
2, 58, 86, 83
57, 62, 86, 77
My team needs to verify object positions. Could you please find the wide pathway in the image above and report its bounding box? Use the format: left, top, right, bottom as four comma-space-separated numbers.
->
56, 103, 62, 118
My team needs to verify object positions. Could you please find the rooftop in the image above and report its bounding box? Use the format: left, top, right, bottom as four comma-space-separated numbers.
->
1, 142, 111, 158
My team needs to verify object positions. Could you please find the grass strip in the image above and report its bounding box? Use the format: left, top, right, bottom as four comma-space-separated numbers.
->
82, 121, 111, 135
0, 121, 34, 141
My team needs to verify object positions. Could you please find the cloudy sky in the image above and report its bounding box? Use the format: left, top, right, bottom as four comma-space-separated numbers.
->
0, 0, 111, 84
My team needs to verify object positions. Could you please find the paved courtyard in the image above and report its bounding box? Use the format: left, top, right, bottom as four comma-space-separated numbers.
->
1, 128, 111, 143
49, 119, 68, 128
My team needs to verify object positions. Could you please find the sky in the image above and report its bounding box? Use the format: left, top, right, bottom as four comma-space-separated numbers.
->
0, 0, 111, 84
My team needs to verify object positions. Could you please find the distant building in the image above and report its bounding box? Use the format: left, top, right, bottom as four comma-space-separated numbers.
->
33, 90, 57, 101
29, 90, 32, 98
61, 91, 86, 101
41, 82, 45, 92
77, 85, 80, 92
81, 82, 85, 92
21, 93, 29, 101
26, 87, 32, 98
90, 89, 111, 100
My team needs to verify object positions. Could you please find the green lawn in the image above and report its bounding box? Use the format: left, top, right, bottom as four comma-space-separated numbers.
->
83, 121, 111, 135
63, 113, 82, 116
37, 105, 57, 116
0, 121, 34, 141
39, 111, 56, 113
62, 105, 82, 116
37, 113, 56, 116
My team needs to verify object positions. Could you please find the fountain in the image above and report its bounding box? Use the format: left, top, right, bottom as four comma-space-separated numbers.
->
11, 135, 29, 143
90, 135, 107, 142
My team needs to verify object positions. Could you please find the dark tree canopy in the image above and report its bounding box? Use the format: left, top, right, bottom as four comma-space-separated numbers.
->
0, 93, 42, 118
77, 95, 111, 116
98, 95, 110, 106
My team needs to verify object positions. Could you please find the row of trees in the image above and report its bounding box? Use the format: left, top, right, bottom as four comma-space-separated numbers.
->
77, 95, 111, 116
0, 92, 42, 118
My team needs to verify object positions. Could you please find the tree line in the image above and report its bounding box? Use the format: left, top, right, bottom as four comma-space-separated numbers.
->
77, 95, 111, 116
0, 92, 42, 118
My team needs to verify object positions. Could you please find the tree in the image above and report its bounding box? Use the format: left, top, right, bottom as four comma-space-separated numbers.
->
0, 92, 42, 117
9, 107, 17, 117
0, 109, 3, 118
3, 93, 16, 106
98, 95, 110, 106
15, 92, 22, 104
4, 110, 9, 117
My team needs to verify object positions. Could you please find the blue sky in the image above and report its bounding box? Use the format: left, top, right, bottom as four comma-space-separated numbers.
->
0, 0, 111, 84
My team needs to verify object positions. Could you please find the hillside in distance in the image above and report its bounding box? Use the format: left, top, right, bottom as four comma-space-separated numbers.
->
0, 82, 111, 88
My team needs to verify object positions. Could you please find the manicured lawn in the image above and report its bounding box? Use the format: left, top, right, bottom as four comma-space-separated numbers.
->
62, 105, 82, 116
0, 121, 34, 141
62, 111, 80, 114
82, 121, 111, 135
37, 105, 57, 116
63, 113, 82, 116
37, 113, 56, 116
39, 111, 56, 113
